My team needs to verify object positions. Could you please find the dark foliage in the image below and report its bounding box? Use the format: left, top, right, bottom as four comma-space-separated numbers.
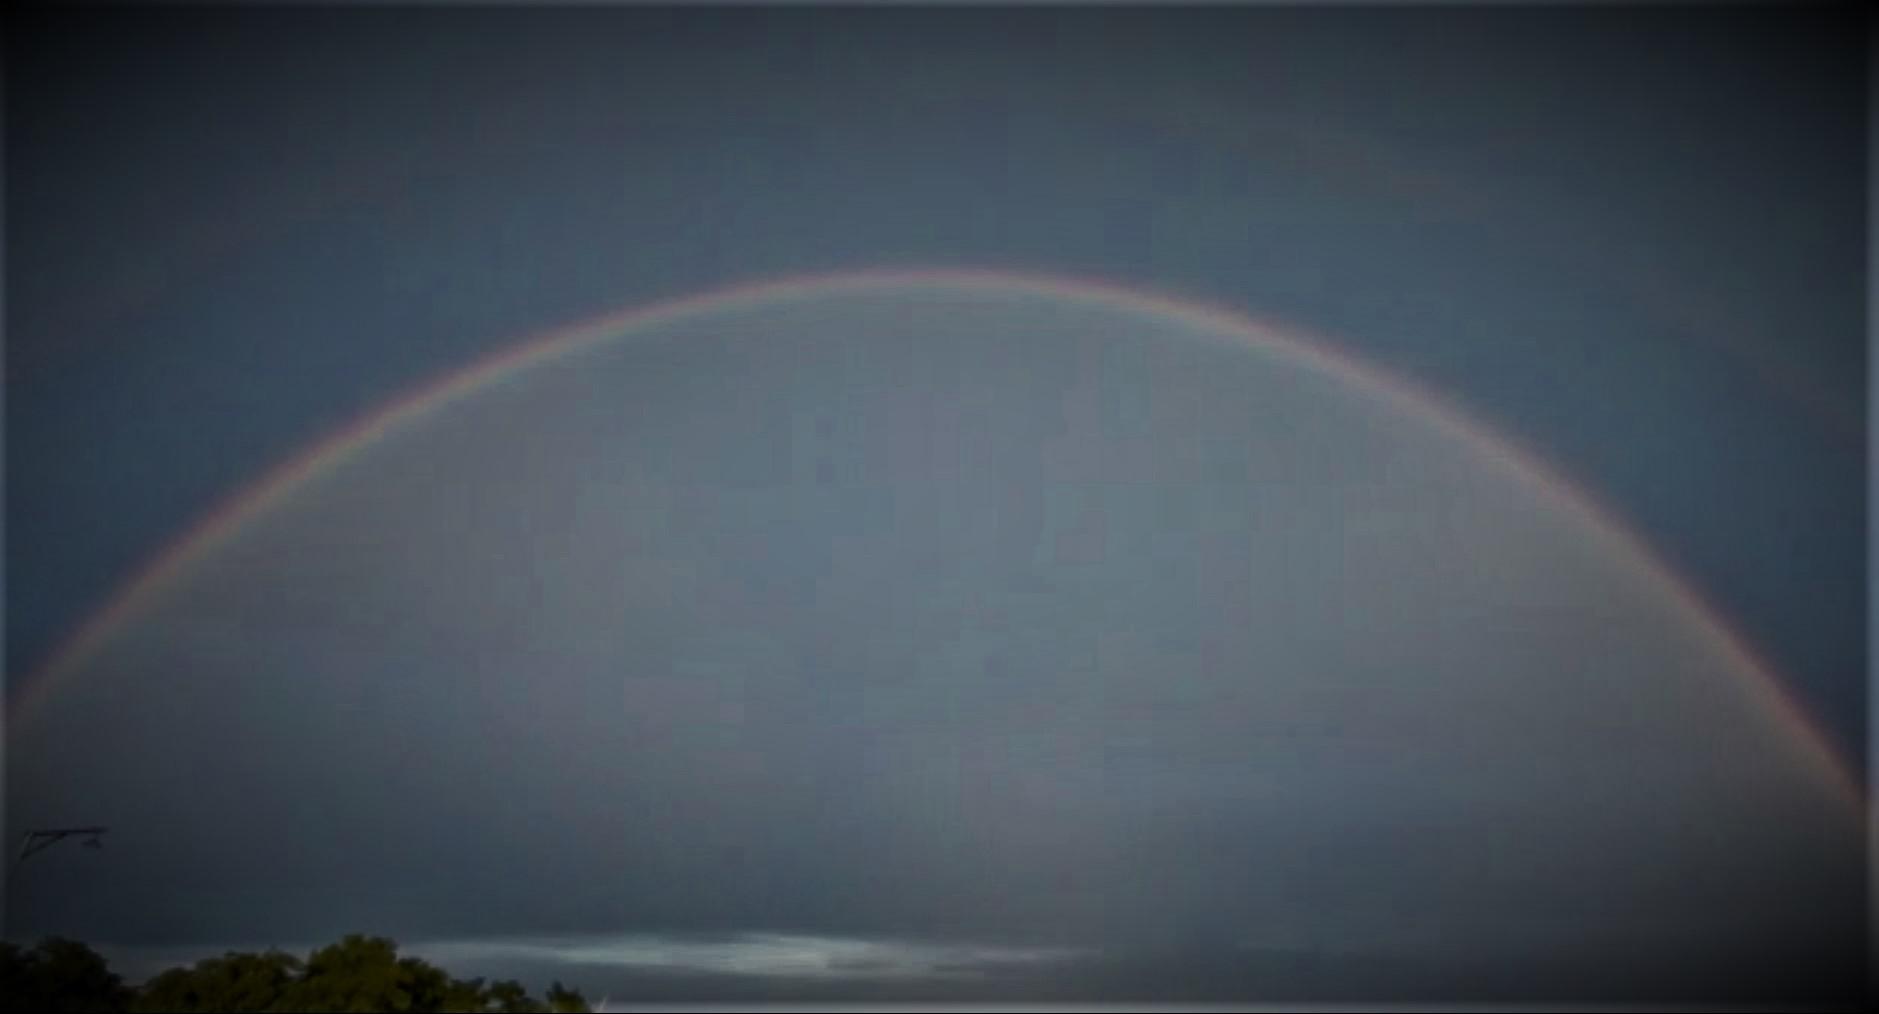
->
1, 934, 590, 1013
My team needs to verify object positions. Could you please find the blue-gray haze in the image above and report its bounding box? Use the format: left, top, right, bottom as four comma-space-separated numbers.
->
4, 6, 1865, 1005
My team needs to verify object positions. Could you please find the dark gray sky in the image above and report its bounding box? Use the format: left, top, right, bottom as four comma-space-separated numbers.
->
4, 5, 1867, 1006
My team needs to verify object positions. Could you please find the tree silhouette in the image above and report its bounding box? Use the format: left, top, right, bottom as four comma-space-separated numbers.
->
545, 981, 589, 1014
483, 978, 546, 1013
0, 937, 135, 1013
1, 934, 590, 1013
133, 949, 303, 1012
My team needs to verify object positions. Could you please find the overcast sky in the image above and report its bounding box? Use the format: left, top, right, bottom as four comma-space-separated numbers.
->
4, 5, 1866, 1006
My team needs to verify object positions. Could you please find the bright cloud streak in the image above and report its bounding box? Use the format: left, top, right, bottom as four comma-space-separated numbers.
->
411, 932, 1089, 981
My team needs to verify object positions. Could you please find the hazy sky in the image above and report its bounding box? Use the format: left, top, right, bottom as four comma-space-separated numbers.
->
5, 5, 1866, 1005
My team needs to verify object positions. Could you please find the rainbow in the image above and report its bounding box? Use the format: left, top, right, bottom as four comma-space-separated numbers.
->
8, 266, 1866, 814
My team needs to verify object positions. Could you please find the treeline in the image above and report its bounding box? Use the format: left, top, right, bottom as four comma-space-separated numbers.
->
0, 933, 591, 1013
